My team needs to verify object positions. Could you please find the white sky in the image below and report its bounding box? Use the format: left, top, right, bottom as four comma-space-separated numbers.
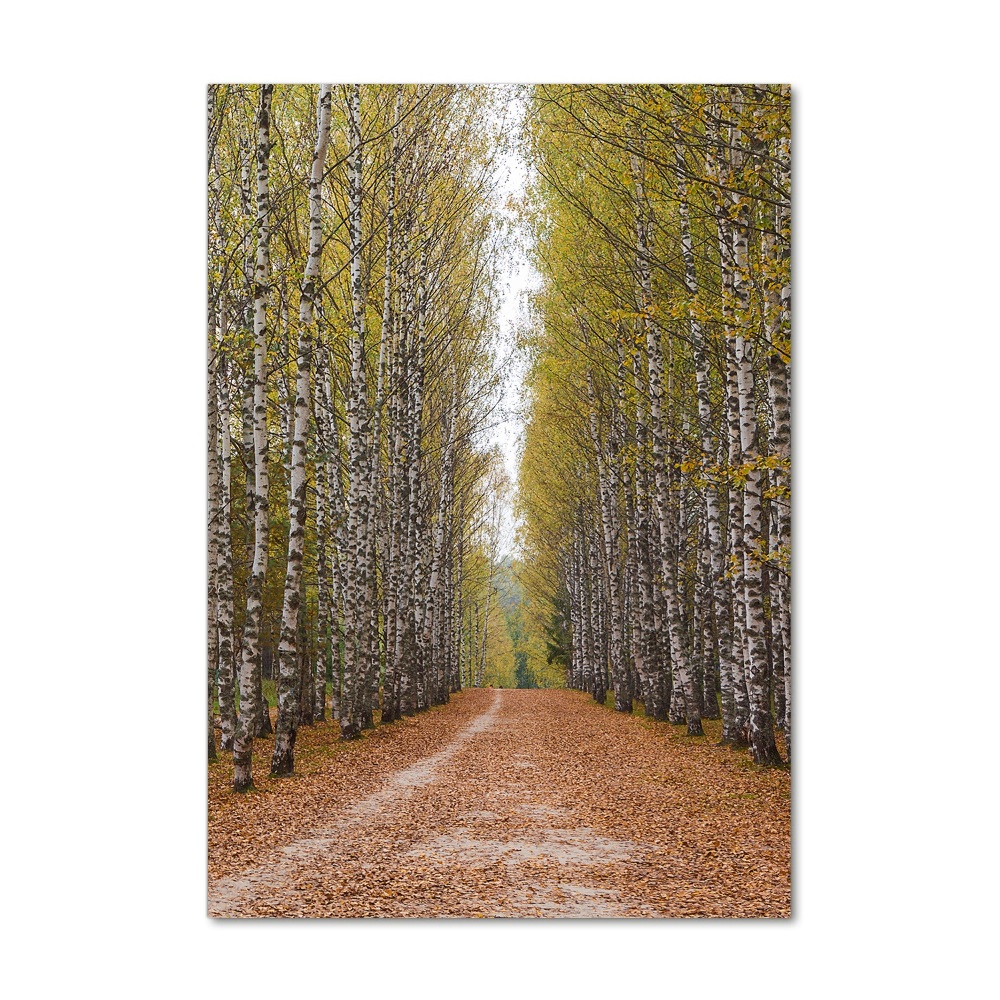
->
487, 89, 540, 558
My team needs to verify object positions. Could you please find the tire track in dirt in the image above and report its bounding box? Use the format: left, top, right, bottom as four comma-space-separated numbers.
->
208, 692, 501, 916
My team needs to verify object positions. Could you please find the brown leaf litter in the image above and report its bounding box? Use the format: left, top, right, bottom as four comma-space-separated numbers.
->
208, 689, 790, 917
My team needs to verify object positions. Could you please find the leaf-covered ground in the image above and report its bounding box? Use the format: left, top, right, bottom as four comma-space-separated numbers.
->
208, 689, 790, 917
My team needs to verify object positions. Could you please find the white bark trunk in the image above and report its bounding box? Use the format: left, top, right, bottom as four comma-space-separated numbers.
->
272, 85, 332, 774
232, 83, 273, 792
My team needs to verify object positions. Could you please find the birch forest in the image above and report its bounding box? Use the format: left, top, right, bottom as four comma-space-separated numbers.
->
6, 0, 993, 970
517, 85, 790, 766
3, 0, 992, 978
207, 84, 791, 915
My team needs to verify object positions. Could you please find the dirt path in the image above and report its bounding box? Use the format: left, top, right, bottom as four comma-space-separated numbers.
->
208, 689, 789, 917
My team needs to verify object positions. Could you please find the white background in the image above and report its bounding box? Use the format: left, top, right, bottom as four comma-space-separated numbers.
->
1, 1, 997, 996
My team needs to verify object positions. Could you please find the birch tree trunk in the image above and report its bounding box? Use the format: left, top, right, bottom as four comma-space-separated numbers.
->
364, 86, 400, 725
386, 305, 409, 720
318, 345, 347, 724
729, 93, 783, 766
768, 93, 792, 760
272, 84, 332, 775
341, 83, 370, 739
630, 154, 701, 735
232, 83, 273, 793
707, 108, 752, 746
215, 350, 237, 749
674, 141, 721, 724
631, 349, 667, 720
207, 337, 220, 763
585, 369, 630, 713
315, 416, 330, 722
207, 88, 220, 763
423, 368, 457, 705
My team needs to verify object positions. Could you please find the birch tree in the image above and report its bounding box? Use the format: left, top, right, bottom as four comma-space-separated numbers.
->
232, 83, 273, 792
271, 84, 333, 775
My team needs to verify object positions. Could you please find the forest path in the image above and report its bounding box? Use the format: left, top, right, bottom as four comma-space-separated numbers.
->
208, 689, 789, 917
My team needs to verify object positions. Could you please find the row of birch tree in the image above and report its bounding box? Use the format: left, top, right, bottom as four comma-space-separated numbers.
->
516, 85, 791, 766
207, 84, 513, 789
